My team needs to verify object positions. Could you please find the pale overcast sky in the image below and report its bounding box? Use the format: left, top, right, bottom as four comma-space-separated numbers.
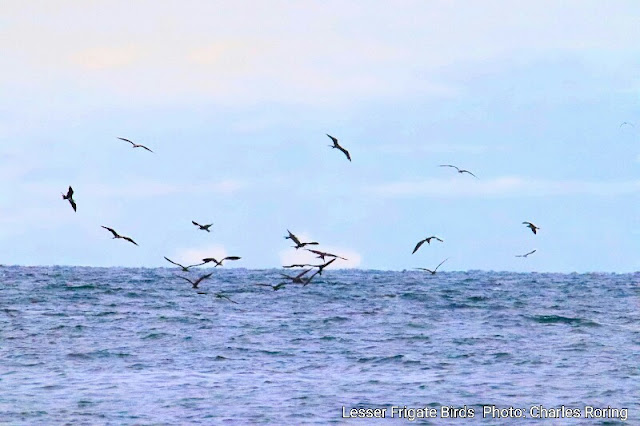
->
2, 1, 639, 272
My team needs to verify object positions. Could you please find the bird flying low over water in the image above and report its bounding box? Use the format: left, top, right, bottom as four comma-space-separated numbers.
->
177, 273, 213, 289
215, 293, 239, 304
284, 230, 319, 249
61, 186, 76, 212
192, 221, 212, 232
101, 226, 138, 246
117, 137, 153, 152
326, 134, 351, 161
304, 249, 348, 261
280, 268, 314, 284
415, 258, 449, 275
256, 282, 288, 291
522, 221, 540, 234
439, 164, 478, 178
163, 256, 201, 271
516, 249, 537, 258
200, 256, 241, 267
412, 236, 443, 254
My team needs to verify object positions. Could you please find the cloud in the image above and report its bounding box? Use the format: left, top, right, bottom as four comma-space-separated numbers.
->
369, 177, 640, 198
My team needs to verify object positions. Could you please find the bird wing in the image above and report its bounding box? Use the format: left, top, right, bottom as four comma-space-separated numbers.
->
295, 269, 312, 279
202, 257, 217, 264
304, 241, 319, 246
337, 145, 351, 161
194, 273, 213, 285
439, 164, 459, 171
303, 270, 321, 286
288, 232, 301, 245
192, 221, 201, 227
460, 170, 478, 178
101, 226, 119, 238
434, 258, 449, 271
412, 239, 426, 254
416, 268, 435, 273
434, 236, 443, 242
118, 137, 135, 145
176, 276, 195, 285
321, 258, 337, 268
67, 186, 74, 198
163, 256, 185, 268
305, 249, 323, 256
69, 199, 77, 212
326, 134, 338, 144
122, 236, 138, 246
216, 294, 239, 304
222, 256, 241, 262
140, 144, 154, 152
527, 250, 537, 256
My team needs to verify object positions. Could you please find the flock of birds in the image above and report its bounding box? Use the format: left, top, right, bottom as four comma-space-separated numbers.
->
59, 134, 544, 302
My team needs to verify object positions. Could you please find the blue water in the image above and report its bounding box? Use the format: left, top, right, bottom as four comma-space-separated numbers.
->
1, 267, 638, 424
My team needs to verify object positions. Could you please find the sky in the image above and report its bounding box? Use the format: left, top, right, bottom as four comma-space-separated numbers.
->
1, 1, 639, 272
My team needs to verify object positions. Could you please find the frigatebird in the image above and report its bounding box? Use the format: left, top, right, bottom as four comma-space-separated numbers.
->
256, 282, 288, 291
61, 186, 76, 212
516, 249, 537, 258
163, 256, 201, 271
415, 258, 448, 275
200, 256, 241, 267
304, 249, 347, 261
316, 257, 336, 275
101, 226, 138, 246
177, 273, 213, 289
439, 164, 478, 178
412, 236, 443, 254
279, 268, 314, 284
326, 134, 351, 161
117, 137, 153, 152
192, 221, 212, 232
284, 229, 319, 249
215, 293, 239, 304
522, 221, 540, 235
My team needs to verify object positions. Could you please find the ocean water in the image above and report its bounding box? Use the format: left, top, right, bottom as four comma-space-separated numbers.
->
0, 266, 638, 425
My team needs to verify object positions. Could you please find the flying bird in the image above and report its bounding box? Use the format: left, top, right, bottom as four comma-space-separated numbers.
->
620, 122, 634, 128
61, 186, 76, 212
316, 257, 337, 275
284, 229, 319, 249
177, 273, 213, 289
117, 137, 153, 152
302, 269, 321, 286
415, 258, 449, 275
215, 293, 239, 304
516, 249, 537, 258
439, 164, 478, 178
200, 256, 241, 267
163, 256, 201, 271
279, 268, 314, 284
101, 226, 138, 246
326, 134, 351, 161
305, 249, 348, 261
192, 221, 212, 232
282, 263, 317, 269
412, 236, 443, 254
522, 221, 540, 234
256, 282, 288, 291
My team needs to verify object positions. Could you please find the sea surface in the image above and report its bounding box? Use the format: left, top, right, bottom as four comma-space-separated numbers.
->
0, 267, 638, 425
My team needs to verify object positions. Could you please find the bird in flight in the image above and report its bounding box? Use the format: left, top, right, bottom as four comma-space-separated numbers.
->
620, 122, 634, 128
61, 186, 76, 212
163, 256, 201, 271
284, 230, 319, 249
326, 134, 351, 161
177, 273, 213, 289
315, 257, 336, 275
305, 249, 348, 261
415, 258, 449, 275
412, 236, 443, 254
279, 268, 315, 284
214, 293, 239, 304
516, 249, 537, 258
439, 164, 478, 178
200, 256, 241, 267
256, 282, 288, 291
117, 137, 153, 152
522, 221, 540, 234
192, 221, 212, 232
101, 226, 138, 246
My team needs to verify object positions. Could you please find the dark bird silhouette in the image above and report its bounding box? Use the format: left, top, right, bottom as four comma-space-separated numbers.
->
412, 236, 443, 254
200, 256, 241, 267
620, 122, 634, 128
177, 273, 213, 289
439, 164, 478, 178
302, 269, 321, 286
117, 137, 153, 152
101, 226, 138, 246
256, 282, 288, 291
304, 249, 348, 261
516, 249, 537, 258
326, 134, 351, 161
215, 293, 239, 304
284, 229, 319, 249
192, 221, 212, 232
280, 268, 314, 284
282, 263, 317, 269
316, 257, 336, 275
163, 256, 201, 271
522, 221, 540, 234
415, 258, 448, 275
61, 186, 76, 212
